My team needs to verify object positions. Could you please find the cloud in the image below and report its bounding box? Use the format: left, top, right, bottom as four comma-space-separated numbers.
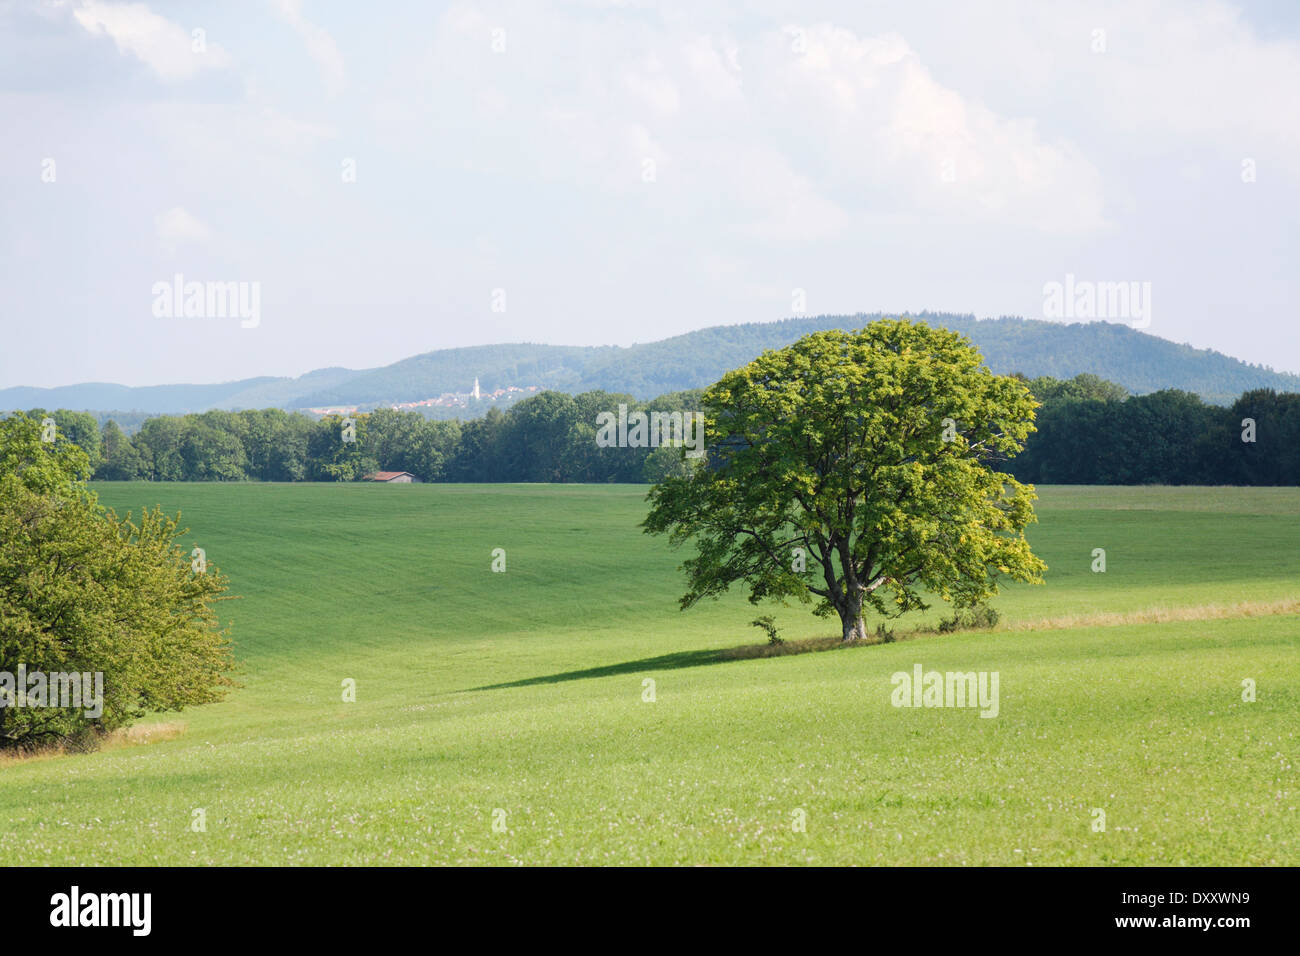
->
268, 0, 345, 95
741, 24, 1109, 234
1090, 0, 1300, 182
398, 9, 1107, 239
154, 206, 210, 251
71, 1, 231, 80
4, 0, 1300, 388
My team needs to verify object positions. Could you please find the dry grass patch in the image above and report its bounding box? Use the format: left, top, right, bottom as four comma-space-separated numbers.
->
103, 721, 188, 749
0, 720, 188, 765
718, 598, 1300, 661
1006, 598, 1300, 632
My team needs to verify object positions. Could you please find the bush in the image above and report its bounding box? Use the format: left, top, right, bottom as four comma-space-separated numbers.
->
0, 414, 237, 751
937, 604, 1000, 633
750, 615, 784, 645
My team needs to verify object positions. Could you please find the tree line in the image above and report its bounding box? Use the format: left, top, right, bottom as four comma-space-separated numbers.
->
9, 375, 1299, 485
20, 390, 704, 484
1008, 376, 1300, 485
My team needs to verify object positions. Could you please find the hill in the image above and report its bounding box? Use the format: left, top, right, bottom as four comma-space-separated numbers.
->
5, 314, 1298, 414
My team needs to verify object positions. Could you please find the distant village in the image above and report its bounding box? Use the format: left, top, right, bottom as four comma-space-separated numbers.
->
306, 379, 541, 418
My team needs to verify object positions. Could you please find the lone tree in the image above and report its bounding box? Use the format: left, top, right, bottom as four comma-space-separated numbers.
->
0, 413, 236, 751
644, 320, 1046, 642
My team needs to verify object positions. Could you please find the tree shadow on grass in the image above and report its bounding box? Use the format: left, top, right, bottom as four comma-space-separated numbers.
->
466, 634, 862, 692
467, 648, 730, 692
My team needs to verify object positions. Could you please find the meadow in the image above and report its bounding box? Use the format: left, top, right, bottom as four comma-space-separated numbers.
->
0, 483, 1295, 865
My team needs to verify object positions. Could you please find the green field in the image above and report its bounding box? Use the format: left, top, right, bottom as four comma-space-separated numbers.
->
1, 483, 1296, 865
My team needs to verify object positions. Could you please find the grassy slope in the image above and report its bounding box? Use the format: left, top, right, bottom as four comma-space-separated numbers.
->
0, 484, 1295, 865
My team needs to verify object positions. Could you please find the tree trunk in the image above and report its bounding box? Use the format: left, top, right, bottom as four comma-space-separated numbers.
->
839, 591, 867, 642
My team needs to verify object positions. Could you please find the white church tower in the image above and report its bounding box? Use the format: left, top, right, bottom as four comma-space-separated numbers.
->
472, 377, 480, 400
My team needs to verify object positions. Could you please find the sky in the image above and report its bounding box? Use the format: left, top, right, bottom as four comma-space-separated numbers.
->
1, 0, 1298, 388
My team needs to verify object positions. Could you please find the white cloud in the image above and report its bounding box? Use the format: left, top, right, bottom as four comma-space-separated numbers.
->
623, 54, 680, 115
154, 206, 210, 251
841, 0, 1300, 185
10, 0, 1300, 384
742, 24, 1109, 234
1091, 0, 1300, 180
398, 9, 1107, 238
72, 1, 231, 80
268, 0, 345, 95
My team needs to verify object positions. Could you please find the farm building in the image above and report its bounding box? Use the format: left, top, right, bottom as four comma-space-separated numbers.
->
362, 471, 421, 483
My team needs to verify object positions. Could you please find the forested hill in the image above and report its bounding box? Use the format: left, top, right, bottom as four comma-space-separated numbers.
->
5, 313, 1297, 414
279, 314, 1300, 408
550, 314, 1300, 406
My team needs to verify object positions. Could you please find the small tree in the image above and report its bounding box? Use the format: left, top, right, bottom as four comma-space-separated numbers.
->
0, 414, 236, 750
750, 615, 783, 646
644, 320, 1046, 642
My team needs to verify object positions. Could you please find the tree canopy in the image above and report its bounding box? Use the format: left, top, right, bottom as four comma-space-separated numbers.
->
0, 413, 236, 751
643, 320, 1047, 641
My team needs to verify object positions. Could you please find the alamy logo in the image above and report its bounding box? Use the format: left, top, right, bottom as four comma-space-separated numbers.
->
50, 886, 151, 936
595, 404, 705, 458
890, 664, 999, 718
151, 273, 260, 328
1042, 273, 1151, 328
0, 666, 103, 718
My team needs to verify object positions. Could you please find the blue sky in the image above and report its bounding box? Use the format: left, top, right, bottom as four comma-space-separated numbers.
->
2, 0, 1298, 387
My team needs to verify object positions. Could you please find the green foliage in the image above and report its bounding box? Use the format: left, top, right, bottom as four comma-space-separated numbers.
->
502, 391, 583, 482
1008, 386, 1246, 484
235, 408, 311, 481
13, 371, 1300, 487
48, 410, 102, 472
1225, 390, 1300, 485
0, 415, 236, 751
306, 415, 378, 481
750, 615, 783, 645
645, 320, 1047, 641
180, 418, 248, 481
642, 444, 699, 483
98, 420, 144, 480
937, 604, 1000, 633
361, 408, 461, 481
0, 412, 91, 494
1025, 373, 1129, 404
133, 416, 187, 480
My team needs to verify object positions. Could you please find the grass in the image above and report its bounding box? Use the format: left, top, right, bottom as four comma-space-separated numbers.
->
0, 483, 1295, 865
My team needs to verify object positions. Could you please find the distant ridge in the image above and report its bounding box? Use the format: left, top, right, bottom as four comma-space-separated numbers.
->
4, 314, 1297, 415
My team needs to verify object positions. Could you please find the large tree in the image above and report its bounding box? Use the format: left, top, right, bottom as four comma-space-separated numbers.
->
643, 320, 1047, 642
0, 413, 236, 750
